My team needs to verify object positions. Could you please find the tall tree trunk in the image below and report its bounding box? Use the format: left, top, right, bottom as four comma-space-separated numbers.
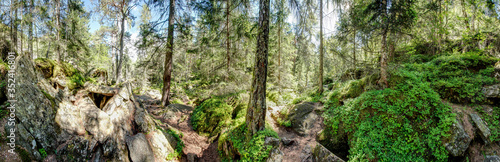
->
318, 0, 324, 93
246, 0, 270, 138
29, 0, 33, 57
379, 0, 389, 88
353, 28, 356, 70
226, 0, 231, 80
20, 1, 23, 55
56, 0, 61, 62
116, 13, 126, 84
13, 0, 18, 52
278, 0, 282, 94
161, 0, 175, 107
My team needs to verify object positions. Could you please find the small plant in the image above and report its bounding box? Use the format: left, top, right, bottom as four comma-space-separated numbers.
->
166, 129, 185, 160
39, 148, 48, 159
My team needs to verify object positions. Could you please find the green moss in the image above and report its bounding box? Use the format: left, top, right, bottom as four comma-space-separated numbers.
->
218, 124, 279, 161
165, 129, 185, 160
15, 146, 32, 162
475, 106, 500, 142
405, 52, 499, 104
191, 98, 233, 137
35, 58, 85, 90
323, 68, 455, 161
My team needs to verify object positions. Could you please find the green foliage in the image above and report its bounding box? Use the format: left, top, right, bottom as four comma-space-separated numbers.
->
191, 98, 233, 137
404, 52, 499, 103
218, 124, 279, 162
39, 148, 48, 159
171, 98, 184, 104
166, 129, 185, 160
323, 68, 455, 161
34, 58, 86, 90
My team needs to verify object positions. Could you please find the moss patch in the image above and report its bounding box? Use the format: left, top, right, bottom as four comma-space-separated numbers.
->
323, 68, 455, 161
34, 58, 86, 90
191, 98, 233, 137
218, 124, 279, 161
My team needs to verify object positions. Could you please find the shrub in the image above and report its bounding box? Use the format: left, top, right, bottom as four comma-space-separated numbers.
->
323, 68, 455, 161
218, 124, 279, 161
191, 98, 233, 137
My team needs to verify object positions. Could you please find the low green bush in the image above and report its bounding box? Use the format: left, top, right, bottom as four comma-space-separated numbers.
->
323, 68, 455, 161
218, 124, 279, 161
191, 98, 233, 137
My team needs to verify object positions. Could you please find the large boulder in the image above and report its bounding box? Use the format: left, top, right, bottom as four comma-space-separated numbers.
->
126, 133, 155, 162
443, 118, 472, 157
147, 129, 177, 161
5, 55, 61, 161
288, 102, 320, 136
470, 113, 491, 144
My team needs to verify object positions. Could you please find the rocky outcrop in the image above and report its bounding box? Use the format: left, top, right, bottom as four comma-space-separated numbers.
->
288, 102, 320, 136
5, 55, 178, 161
5, 55, 61, 161
470, 113, 491, 144
482, 84, 500, 98
266, 148, 284, 162
444, 118, 472, 157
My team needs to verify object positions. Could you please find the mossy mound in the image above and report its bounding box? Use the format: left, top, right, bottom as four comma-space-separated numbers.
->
323, 68, 456, 161
218, 124, 279, 161
405, 52, 499, 103
191, 98, 233, 137
34, 58, 86, 90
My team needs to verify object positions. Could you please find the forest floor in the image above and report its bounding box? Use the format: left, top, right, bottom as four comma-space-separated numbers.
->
136, 92, 325, 162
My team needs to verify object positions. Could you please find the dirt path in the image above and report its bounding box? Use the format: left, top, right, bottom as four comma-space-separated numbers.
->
135, 94, 220, 162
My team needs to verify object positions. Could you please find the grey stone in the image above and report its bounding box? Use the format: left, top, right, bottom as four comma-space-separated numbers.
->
443, 118, 471, 157
482, 84, 500, 98
470, 113, 491, 144
485, 155, 500, 162
288, 102, 319, 136
281, 137, 295, 146
312, 143, 345, 162
265, 137, 281, 147
126, 133, 155, 162
266, 148, 283, 162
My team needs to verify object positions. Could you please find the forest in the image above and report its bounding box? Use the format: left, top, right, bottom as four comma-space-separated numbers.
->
0, 0, 500, 161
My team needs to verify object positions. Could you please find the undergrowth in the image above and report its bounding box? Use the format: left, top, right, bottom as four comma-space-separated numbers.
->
218, 124, 279, 162
323, 68, 456, 161
191, 98, 233, 137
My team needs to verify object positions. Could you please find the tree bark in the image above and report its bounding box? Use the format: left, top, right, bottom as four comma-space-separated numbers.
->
161, 0, 175, 107
226, 0, 231, 80
29, 0, 33, 57
278, 0, 282, 94
379, 0, 389, 88
246, 0, 270, 138
318, 0, 324, 93
56, 0, 61, 62
116, 12, 126, 84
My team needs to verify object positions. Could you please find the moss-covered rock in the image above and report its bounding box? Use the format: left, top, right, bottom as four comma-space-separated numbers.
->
191, 98, 233, 137
34, 58, 86, 90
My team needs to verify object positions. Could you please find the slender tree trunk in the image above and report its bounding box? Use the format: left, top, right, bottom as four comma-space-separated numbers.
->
318, 0, 324, 93
29, 0, 33, 57
20, 1, 23, 55
161, 0, 175, 107
116, 12, 126, 84
353, 28, 356, 70
13, 0, 18, 52
278, 0, 282, 94
246, 0, 270, 138
56, 0, 61, 62
226, 0, 231, 80
379, 0, 389, 88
